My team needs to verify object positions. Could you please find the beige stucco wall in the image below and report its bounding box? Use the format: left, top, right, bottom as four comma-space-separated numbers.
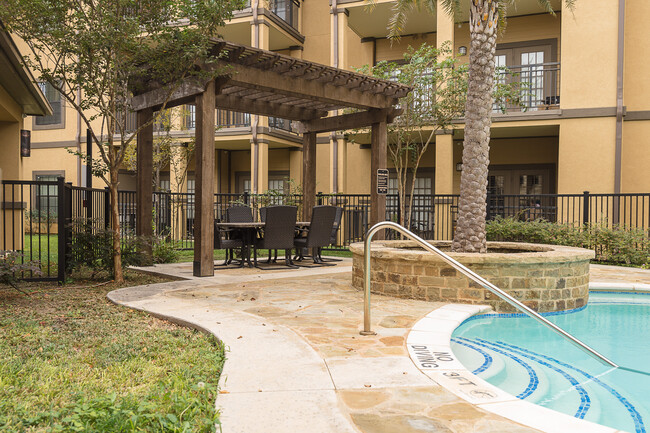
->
558, 118, 617, 193
621, 121, 650, 193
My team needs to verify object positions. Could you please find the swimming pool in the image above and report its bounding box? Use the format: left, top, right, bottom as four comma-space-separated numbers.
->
451, 290, 650, 433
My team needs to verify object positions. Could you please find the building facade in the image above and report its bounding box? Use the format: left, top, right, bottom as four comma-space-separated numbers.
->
18, 0, 650, 202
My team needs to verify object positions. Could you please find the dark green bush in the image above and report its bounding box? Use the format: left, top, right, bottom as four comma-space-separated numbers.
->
486, 217, 650, 266
152, 234, 179, 264
68, 219, 148, 277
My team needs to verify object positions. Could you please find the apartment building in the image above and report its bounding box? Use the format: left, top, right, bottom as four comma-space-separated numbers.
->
0, 25, 51, 248
20, 0, 650, 203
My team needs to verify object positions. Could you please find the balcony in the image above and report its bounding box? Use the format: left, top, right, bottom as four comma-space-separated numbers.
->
495, 62, 561, 113
241, 0, 299, 30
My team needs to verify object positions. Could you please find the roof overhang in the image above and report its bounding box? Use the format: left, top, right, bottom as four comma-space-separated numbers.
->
0, 24, 52, 117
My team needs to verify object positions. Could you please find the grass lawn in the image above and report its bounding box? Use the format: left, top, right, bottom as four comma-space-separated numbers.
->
0, 270, 226, 432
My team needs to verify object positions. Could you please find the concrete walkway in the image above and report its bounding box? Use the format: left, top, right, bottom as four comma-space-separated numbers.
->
108, 260, 650, 433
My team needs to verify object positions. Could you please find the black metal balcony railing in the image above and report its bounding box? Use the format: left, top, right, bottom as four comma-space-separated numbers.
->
270, 0, 299, 29
216, 110, 251, 128
242, 1, 299, 29
495, 62, 561, 112
268, 116, 294, 133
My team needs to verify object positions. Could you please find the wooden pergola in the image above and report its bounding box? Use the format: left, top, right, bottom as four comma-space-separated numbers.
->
130, 39, 410, 277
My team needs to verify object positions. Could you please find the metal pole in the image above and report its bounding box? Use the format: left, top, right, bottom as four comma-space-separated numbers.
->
361, 221, 618, 368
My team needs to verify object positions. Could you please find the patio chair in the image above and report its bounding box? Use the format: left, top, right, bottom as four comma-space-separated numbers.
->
318, 206, 343, 262
254, 206, 298, 269
226, 205, 254, 223
214, 220, 244, 267
294, 205, 338, 266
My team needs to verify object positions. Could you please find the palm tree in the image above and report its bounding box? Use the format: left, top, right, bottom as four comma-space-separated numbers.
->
377, 0, 575, 253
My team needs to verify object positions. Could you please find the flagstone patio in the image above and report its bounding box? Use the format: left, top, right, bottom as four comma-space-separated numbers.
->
109, 259, 650, 433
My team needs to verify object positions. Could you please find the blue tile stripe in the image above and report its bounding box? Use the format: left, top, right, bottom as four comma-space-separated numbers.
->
492, 340, 645, 433
472, 338, 591, 419
591, 290, 650, 296
453, 337, 538, 399
450, 337, 493, 375
460, 305, 587, 325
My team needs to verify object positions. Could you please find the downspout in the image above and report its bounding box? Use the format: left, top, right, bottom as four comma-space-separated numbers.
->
251, 0, 260, 194
613, 0, 625, 223
331, 0, 339, 193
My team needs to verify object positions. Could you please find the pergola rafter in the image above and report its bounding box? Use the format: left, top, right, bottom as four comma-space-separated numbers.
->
129, 38, 411, 276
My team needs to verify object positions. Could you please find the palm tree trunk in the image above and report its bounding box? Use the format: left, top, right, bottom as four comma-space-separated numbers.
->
452, 0, 499, 253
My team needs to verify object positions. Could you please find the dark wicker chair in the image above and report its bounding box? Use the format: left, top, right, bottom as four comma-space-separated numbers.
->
214, 220, 244, 267
254, 206, 298, 268
294, 205, 338, 266
226, 205, 254, 223
318, 206, 343, 262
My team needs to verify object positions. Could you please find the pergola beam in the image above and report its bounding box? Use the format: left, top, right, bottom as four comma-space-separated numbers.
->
294, 108, 402, 134
131, 81, 206, 112
214, 61, 397, 111
214, 94, 327, 121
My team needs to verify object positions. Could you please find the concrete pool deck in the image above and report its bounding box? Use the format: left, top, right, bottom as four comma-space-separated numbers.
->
108, 260, 650, 433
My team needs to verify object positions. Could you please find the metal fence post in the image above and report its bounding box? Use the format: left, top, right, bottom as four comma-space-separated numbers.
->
56, 177, 67, 283
104, 187, 110, 229
583, 191, 590, 225
317, 192, 323, 206
243, 191, 250, 206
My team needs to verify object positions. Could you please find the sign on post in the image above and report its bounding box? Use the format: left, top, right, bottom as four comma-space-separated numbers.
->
377, 169, 388, 195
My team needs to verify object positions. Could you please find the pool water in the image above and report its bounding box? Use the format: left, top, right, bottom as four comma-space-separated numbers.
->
451, 292, 650, 433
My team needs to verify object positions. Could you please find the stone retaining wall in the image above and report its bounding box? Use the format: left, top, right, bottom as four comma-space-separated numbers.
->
350, 241, 595, 313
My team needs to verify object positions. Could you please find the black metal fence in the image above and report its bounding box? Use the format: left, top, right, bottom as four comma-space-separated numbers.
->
3, 179, 650, 282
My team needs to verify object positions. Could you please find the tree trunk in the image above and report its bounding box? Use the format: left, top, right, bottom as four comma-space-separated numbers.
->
110, 168, 124, 283
452, 0, 498, 253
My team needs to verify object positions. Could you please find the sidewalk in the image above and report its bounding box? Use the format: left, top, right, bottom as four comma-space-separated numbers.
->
111, 258, 544, 433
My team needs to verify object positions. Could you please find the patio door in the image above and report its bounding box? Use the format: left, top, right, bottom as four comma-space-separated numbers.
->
487, 166, 555, 220
495, 43, 553, 110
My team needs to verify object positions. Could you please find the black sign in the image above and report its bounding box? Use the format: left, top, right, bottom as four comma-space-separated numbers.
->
377, 169, 388, 195
20, 130, 31, 157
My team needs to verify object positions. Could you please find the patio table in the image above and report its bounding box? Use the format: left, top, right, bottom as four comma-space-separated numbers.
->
216, 222, 310, 267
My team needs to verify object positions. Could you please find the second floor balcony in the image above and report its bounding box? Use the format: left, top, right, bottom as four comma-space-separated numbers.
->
242, 0, 299, 30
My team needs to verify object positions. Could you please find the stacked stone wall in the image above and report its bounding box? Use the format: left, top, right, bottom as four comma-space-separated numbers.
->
350, 241, 594, 313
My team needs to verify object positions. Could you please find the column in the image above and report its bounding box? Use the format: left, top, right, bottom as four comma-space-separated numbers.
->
193, 80, 216, 277
436, 0, 455, 52
370, 120, 387, 238
302, 132, 317, 221
136, 107, 153, 264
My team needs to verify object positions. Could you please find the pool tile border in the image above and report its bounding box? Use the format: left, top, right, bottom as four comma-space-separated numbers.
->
407, 303, 625, 433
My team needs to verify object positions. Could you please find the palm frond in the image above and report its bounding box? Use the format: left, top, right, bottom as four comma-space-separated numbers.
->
439, 0, 462, 20
537, 0, 556, 16
387, 0, 419, 41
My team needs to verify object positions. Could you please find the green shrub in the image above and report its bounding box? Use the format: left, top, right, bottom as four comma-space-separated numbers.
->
68, 219, 149, 278
486, 217, 650, 267
152, 234, 180, 264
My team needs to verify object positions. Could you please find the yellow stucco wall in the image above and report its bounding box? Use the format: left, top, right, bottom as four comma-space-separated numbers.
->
558, 118, 617, 193
560, 0, 618, 109
621, 121, 650, 192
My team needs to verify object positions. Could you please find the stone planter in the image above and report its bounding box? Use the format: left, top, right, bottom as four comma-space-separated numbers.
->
350, 241, 595, 313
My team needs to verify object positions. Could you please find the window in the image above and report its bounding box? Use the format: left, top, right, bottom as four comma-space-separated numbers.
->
183, 104, 196, 130
34, 82, 64, 128
34, 174, 60, 217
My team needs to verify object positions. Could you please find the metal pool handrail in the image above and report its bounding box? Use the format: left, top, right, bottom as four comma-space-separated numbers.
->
361, 221, 619, 369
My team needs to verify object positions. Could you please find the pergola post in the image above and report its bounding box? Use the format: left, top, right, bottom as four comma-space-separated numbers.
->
370, 120, 387, 239
193, 79, 216, 277
136, 107, 154, 264
302, 132, 317, 221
